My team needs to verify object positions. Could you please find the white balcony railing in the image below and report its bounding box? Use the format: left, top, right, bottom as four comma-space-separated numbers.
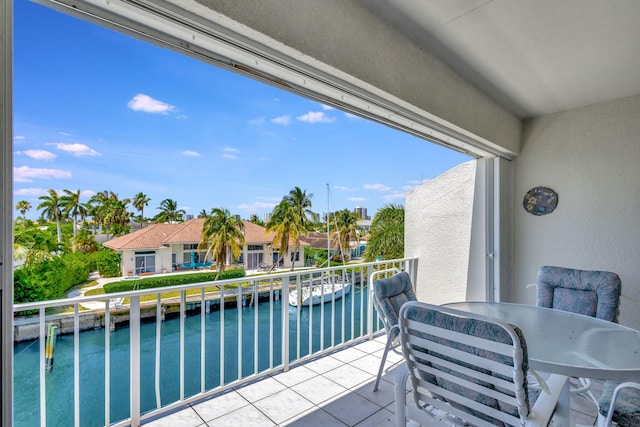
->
13, 258, 418, 427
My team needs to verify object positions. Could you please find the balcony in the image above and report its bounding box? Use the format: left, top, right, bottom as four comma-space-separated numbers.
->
13, 259, 414, 427
13, 258, 601, 427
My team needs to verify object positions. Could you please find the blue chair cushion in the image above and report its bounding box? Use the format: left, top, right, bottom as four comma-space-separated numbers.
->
598, 381, 640, 427
373, 272, 417, 327
536, 266, 621, 322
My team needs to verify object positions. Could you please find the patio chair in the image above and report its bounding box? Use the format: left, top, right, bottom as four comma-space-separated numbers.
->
597, 381, 640, 427
394, 301, 569, 427
536, 266, 622, 401
370, 268, 417, 391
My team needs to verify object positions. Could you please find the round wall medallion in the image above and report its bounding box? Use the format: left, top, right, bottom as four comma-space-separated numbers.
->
523, 187, 558, 216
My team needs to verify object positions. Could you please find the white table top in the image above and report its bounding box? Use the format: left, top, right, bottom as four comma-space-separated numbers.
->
444, 302, 640, 381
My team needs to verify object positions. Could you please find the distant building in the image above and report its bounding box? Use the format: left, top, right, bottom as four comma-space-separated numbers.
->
185, 214, 194, 221
263, 212, 272, 223
354, 206, 370, 220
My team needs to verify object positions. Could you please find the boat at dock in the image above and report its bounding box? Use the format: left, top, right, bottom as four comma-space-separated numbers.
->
289, 276, 351, 306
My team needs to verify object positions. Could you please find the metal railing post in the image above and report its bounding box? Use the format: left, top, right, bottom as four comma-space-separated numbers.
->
130, 296, 141, 427
282, 276, 290, 372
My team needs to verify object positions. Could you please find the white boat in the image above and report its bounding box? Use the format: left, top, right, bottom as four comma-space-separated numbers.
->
289, 277, 351, 306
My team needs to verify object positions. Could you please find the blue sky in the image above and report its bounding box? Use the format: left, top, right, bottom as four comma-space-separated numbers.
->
13, 0, 471, 221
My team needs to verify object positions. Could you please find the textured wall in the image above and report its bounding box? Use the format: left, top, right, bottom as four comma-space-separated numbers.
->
513, 94, 640, 329
190, 0, 521, 155
406, 161, 484, 304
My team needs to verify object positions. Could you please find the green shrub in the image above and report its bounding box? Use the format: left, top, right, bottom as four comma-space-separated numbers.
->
14, 252, 92, 304
95, 250, 121, 277
103, 269, 246, 293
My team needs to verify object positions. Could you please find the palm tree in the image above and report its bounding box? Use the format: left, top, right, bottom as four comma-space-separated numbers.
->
37, 189, 64, 244
61, 189, 87, 240
104, 198, 132, 236
15, 200, 31, 218
330, 209, 360, 263
197, 209, 209, 218
287, 187, 313, 268
132, 192, 151, 228
155, 198, 185, 223
267, 198, 307, 271
363, 204, 405, 262
199, 208, 245, 279
248, 214, 264, 226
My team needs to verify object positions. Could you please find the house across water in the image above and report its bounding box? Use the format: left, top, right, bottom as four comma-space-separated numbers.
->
103, 218, 308, 275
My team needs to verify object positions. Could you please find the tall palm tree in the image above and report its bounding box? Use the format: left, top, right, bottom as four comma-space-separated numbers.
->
199, 208, 245, 279
89, 190, 117, 233
37, 189, 64, 243
197, 209, 209, 218
132, 192, 151, 228
15, 200, 31, 218
330, 209, 360, 263
104, 198, 132, 236
155, 198, 185, 223
266, 198, 307, 271
61, 189, 87, 240
363, 204, 405, 262
283, 187, 313, 269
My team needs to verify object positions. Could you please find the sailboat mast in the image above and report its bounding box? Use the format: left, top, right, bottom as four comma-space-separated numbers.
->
326, 183, 330, 267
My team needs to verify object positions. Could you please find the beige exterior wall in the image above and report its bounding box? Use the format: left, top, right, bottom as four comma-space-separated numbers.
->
405, 160, 487, 304
512, 94, 640, 329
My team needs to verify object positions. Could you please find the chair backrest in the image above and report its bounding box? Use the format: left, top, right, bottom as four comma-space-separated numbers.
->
536, 266, 621, 322
398, 301, 531, 427
372, 271, 417, 332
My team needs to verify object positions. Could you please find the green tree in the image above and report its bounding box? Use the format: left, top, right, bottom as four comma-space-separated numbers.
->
61, 189, 87, 241
15, 200, 31, 218
155, 198, 185, 223
197, 209, 209, 218
132, 192, 151, 228
278, 187, 313, 270
248, 214, 264, 226
199, 208, 246, 279
267, 200, 307, 270
330, 209, 360, 263
37, 189, 64, 244
363, 204, 405, 262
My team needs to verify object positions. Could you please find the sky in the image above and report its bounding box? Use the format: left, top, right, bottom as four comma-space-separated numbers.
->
12, 0, 471, 221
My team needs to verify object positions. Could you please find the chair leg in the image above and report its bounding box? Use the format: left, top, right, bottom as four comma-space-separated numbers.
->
394, 364, 410, 427
373, 335, 394, 391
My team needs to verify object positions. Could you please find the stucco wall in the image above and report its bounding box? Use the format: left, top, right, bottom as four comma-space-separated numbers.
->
406, 160, 486, 304
513, 94, 640, 329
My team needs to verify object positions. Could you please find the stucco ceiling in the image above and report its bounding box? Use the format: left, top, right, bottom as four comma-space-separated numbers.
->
359, 0, 640, 118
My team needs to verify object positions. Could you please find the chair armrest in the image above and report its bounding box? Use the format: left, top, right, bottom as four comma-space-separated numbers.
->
526, 374, 569, 427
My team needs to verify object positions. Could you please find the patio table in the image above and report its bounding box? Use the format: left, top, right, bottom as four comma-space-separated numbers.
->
443, 302, 640, 425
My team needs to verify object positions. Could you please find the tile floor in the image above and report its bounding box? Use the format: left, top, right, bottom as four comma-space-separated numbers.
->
143, 334, 600, 426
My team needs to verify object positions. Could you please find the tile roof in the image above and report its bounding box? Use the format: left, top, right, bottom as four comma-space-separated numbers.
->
103, 218, 308, 250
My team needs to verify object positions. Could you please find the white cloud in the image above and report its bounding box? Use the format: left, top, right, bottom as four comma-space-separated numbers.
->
182, 150, 201, 157
127, 93, 176, 114
348, 197, 366, 202
176, 114, 187, 120
334, 185, 358, 192
297, 111, 335, 124
321, 104, 335, 110
180, 206, 191, 212
14, 187, 49, 197
59, 131, 71, 136
363, 183, 391, 191
344, 112, 361, 120
271, 115, 291, 125
16, 150, 57, 160
14, 135, 26, 143
48, 143, 100, 157
221, 153, 238, 160
81, 189, 95, 198
223, 147, 239, 153
237, 201, 278, 211
383, 192, 406, 201
14, 166, 72, 182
